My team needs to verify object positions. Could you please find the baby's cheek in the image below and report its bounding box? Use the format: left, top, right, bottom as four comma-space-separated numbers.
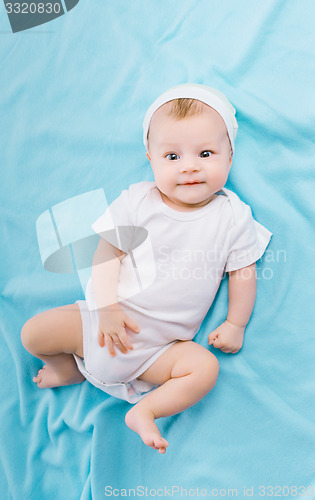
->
209, 167, 228, 187
153, 170, 170, 190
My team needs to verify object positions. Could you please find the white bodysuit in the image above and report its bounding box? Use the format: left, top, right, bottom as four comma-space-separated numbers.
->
73, 181, 272, 403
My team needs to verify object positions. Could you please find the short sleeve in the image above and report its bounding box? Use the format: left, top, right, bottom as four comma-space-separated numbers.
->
225, 201, 272, 273
91, 189, 138, 254
91, 183, 153, 254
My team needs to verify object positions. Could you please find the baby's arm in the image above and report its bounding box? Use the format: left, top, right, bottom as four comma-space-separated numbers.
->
208, 263, 256, 353
92, 239, 140, 356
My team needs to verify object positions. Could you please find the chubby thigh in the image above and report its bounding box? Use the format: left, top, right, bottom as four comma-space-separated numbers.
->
137, 340, 219, 387
78, 300, 218, 387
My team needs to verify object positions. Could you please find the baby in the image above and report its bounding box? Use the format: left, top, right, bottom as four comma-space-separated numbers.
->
21, 83, 272, 454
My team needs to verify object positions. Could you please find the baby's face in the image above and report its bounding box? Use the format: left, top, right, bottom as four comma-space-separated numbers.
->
147, 102, 233, 211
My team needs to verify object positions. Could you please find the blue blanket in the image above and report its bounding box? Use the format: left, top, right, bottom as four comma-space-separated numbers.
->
1, 1, 314, 498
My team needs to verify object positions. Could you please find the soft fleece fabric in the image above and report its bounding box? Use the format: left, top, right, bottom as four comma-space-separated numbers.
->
0, 1, 314, 498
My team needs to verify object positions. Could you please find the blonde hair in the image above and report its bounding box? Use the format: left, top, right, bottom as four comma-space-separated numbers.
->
147, 98, 232, 154
147, 98, 203, 147
167, 98, 204, 119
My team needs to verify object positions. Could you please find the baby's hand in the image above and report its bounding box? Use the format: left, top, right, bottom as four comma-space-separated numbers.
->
208, 320, 245, 354
97, 304, 141, 357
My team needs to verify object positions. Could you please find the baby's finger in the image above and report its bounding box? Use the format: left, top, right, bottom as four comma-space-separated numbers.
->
98, 330, 105, 347
104, 334, 116, 357
220, 346, 232, 353
212, 337, 223, 349
111, 333, 129, 353
231, 347, 241, 354
124, 315, 141, 334
208, 334, 218, 345
117, 343, 128, 354
117, 328, 134, 351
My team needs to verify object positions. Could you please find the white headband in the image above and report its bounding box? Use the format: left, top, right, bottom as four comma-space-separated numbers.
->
143, 83, 238, 153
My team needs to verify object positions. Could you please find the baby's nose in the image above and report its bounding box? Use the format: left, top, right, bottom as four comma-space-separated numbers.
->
180, 161, 200, 173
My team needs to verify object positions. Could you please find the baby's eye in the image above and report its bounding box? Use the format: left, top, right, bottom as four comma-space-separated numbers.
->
199, 150, 213, 158
165, 153, 180, 161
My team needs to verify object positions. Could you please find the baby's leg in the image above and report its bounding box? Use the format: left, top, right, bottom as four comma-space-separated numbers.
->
125, 340, 219, 454
21, 303, 85, 388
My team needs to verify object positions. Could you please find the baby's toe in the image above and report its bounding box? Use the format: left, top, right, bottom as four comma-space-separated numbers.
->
158, 446, 167, 454
155, 437, 169, 453
33, 368, 44, 383
143, 436, 157, 449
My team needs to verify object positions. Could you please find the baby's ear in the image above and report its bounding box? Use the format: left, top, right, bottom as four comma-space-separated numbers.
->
229, 150, 233, 167
146, 152, 151, 162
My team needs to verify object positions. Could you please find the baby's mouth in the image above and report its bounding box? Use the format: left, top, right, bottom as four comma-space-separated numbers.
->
181, 181, 204, 185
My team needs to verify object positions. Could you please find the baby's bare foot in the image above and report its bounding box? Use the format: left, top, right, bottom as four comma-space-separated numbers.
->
125, 406, 169, 454
33, 364, 85, 389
